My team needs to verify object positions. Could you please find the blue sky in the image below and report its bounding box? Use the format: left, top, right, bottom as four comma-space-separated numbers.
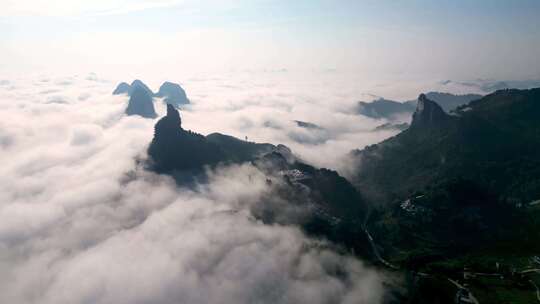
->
1, 0, 539, 79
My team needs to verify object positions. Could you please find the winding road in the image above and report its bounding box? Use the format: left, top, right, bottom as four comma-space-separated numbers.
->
363, 226, 479, 303
364, 228, 399, 270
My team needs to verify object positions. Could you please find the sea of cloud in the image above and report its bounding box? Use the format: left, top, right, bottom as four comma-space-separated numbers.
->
154, 70, 500, 170
1, 69, 504, 303
0, 72, 404, 304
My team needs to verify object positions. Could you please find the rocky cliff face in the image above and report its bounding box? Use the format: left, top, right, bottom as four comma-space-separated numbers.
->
148, 104, 280, 172
148, 105, 226, 172
410, 94, 450, 128
419, 92, 482, 112
356, 92, 482, 120
351, 88, 540, 205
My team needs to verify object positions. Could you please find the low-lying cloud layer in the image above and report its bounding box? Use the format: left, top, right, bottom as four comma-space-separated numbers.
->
3, 71, 514, 303
0, 73, 391, 304
163, 72, 414, 170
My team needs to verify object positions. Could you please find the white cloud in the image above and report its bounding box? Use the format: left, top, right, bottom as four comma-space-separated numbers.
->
0, 73, 388, 304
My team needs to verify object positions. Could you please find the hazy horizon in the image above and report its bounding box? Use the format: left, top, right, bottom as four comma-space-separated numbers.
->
2, 0, 540, 81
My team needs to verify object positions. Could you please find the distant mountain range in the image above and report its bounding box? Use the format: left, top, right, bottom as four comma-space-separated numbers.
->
114, 79, 190, 118
356, 80, 540, 121
352, 89, 540, 205
357, 92, 483, 120
441, 78, 540, 93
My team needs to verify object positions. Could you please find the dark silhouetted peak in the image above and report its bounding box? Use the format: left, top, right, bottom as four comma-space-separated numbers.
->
156, 81, 190, 107
166, 104, 181, 126
411, 94, 449, 127
148, 112, 224, 172
113, 82, 131, 95
130, 79, 153, 96
153, 104, 182, 139
125, 86, 157, 118
149, 108, 278, 172
422, 92, 482, 112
